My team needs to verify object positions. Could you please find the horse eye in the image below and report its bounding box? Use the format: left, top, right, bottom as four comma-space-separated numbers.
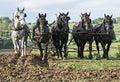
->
16, 15, 19, 18
24, 14, 27, 17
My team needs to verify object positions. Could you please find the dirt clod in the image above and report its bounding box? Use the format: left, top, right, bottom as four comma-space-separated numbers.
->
0, 52, 120, 82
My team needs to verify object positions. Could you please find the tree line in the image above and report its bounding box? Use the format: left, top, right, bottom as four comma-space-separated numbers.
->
0, 16, 120, 49
0, 16, 120, 35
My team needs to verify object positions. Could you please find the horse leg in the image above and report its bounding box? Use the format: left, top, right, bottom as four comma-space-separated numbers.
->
88, 40, 93, 59
12, 37, 17, 53
106, 42, 111, 59
23, 39, 27, 56
63, 43, 67, 59
73, 36, 80, 58
56, 48, 59, 59
54, 42, 59, 59
77, 45, 80, 58
44, 43, 48, 61
59, 42, 63, 59
95, 40, 100, 55
101, 42, 106, 58
15, 39, 20, 54
37, 43, 43, 61
21, 38, 24, 56
80, 42, 85, 59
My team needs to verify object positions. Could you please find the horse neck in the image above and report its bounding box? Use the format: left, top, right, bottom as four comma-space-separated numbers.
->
39, 23, 47, 27
13, 18, 20, 28
79, 21, 85, 30
81, 21, 93, 32
38, 23, 48, 32
54, 20, 63, 29
100, 23, 110, 33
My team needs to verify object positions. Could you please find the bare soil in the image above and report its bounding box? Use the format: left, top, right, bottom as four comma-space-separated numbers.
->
0, 50, 120, 82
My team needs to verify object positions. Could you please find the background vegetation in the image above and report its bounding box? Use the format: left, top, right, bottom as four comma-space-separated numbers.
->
0, 16, 120, 48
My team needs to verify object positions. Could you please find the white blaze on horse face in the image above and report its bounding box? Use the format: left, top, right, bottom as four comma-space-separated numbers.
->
105, 23, 110, 33
84, 23, 89, 31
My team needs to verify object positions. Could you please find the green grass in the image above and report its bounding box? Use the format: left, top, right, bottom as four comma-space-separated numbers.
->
56, 59, 120, 70
31, 41, 120, 70
14, 64, 21, 69
30, 23, 120, 71
28, 64, 38, 70
31, 49, 40, 54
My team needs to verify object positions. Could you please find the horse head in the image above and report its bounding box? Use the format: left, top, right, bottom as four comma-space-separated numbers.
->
38, 13, 48, 34
103, 14, 113, 34
13, 8, 27, 29
55, 12, 70, 29
59, 12, 70, 25
81, 12, 92, 31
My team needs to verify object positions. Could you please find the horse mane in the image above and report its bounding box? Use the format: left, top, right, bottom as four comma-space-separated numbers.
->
53, 19, 63, 29
36, 18, 48, 28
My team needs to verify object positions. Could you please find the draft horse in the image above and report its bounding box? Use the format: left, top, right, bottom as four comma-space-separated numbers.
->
94, 14, 115, 59
51, 12, 70, 59
33, 13, 50, 61
72, 13, 94, 59
11, 8, 29, 56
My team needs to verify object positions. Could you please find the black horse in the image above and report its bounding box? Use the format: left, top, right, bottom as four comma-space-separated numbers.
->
94, 14, 115, 59
51, 12, 70, 59
33, 13, 50, 61
72, 13, 94, 59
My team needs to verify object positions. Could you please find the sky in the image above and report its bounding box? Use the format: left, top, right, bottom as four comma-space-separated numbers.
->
0, 0, 120, 23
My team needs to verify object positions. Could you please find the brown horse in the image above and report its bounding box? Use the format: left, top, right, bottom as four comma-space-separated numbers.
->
33, 13, 50, 61
94, 14, 115, 59
72, 12, 94, 59
51, 12, 70, 59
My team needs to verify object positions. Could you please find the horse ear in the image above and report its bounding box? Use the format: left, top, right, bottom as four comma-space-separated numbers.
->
38, 13, 41, 18
24, 13, 27, 17
59, 12, 61, 15
44, 13, 46, 17
81, 13, 83, 16
110, 15, 112, 18
66, 11, 69, 16
22, 8, 25, 11
17, 8, 19, 11
88, 12, 91, 16
104, 14, 106, 17
67, 17, 70, 20
89, 19, 91, 23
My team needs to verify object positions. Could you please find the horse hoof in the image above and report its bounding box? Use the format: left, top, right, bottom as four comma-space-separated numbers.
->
55, 56, 59, 59
63, 57, 67, 60
15, 51, 18, 54
59, 57, 63, 60
89, 55, 93, 59
43, 59, 48, 63
51, 53, 56, 56
78, 55, 84, 59
106, 57, 109, 60
102, 56, 106, 59
21, 54, 24, 57
78, 56, 84, 59
39, 57, 42, 61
